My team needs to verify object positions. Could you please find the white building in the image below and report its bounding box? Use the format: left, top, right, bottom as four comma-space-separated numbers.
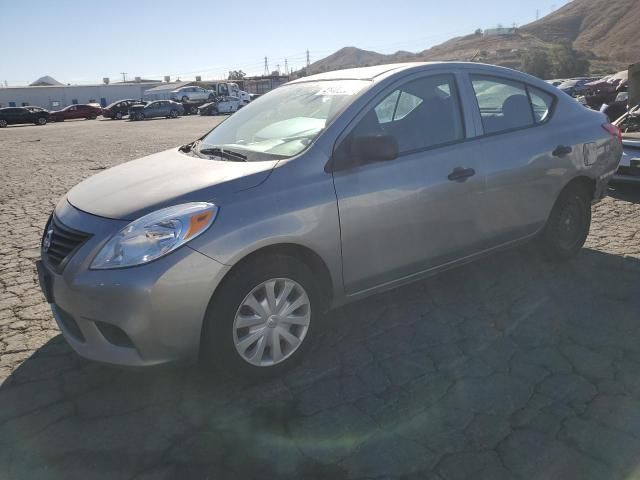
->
484, 27, 518, 37
0, 77, 162, 109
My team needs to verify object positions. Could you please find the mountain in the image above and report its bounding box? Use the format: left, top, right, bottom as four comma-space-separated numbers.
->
304, 0, 638, 76
522, 0, 640, 63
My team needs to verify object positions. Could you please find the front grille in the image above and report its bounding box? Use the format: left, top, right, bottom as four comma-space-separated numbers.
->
42, 216, 91, 272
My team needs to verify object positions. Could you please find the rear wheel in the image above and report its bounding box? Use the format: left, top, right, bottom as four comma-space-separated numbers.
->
115, 111, 123, 120
36, 117, 47, 125
87, 113, 97, 120
201, 254, 321, 378
137, 112, 145, 121
169, 109, 178, 118
538, 184, 591, 261
181, 95, 189, 103
0, 119, 7, 128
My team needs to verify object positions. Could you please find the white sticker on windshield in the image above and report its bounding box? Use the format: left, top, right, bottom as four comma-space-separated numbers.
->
314, 83, 364, 96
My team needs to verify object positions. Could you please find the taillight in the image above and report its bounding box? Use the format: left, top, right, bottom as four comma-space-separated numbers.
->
602, 122, 622, 142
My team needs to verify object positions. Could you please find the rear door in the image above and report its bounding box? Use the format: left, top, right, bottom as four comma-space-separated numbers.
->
332, 71, 488, 294
466, 73, 563, 243
3, 108, 21, 124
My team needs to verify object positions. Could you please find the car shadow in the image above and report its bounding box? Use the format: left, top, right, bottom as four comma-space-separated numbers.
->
609, 183, 640, 204
1, 247, 640, 479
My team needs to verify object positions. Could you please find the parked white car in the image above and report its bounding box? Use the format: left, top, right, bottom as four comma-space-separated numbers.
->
198, 96, 244, 115
170, 86, 215, 102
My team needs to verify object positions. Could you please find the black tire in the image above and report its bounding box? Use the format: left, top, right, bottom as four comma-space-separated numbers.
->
0, 119, 7, 128
137, 112, 145, 121
200, 254, 323, 379
169, 109, 178, 118
181, 95, 189, 103
538, 184, 592, 261
208, 94, 215, 100
115, 111, 123, 120
87, 113, 97, 120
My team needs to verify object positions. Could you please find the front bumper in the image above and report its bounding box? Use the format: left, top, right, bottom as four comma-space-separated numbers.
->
37, 199, 230, 366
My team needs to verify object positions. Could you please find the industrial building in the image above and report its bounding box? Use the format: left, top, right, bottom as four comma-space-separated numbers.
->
0, 76, 162, 109
0, 73, 292, 109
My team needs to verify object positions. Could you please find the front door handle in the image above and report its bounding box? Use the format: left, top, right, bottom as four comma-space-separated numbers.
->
448, 167, 476, 182
552, 145, 573, 157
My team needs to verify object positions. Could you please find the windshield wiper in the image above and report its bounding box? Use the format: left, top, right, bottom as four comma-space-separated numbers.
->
197, 146, 248, 162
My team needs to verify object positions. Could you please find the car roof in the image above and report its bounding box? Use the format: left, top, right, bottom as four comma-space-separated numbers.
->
288, 61, 539, 84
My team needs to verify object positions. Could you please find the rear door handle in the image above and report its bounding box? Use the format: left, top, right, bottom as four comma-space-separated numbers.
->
552, 145, 573, 157
448, 167, 476, 182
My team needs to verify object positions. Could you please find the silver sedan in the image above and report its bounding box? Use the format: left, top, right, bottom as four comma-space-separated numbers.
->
37, 62, 623, 376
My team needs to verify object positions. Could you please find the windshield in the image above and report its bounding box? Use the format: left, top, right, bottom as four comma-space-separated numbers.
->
199, 80, 370, 160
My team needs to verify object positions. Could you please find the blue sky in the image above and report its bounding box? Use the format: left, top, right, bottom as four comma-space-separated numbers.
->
1, 0, 566, 85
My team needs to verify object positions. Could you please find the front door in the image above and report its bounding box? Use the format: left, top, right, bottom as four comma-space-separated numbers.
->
332, 73, 487, 294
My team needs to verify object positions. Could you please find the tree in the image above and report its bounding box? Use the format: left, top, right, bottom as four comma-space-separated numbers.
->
522, 50, 553, 79
227, 70, 246, 80
549, 43, 590, 78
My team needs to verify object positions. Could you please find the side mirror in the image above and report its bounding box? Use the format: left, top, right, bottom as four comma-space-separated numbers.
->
351, 134, 399, 163
331, 134, 399, 172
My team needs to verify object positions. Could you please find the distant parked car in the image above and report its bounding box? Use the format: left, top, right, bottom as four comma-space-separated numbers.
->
613, 137, 640, 184
557, 78, 599, 97
50, 104, 103, 122
102, 99, 145, 119
0, 106, 49, 127
170, 86, 215, 102
198, 96, 244, 115
601, 92, 629, 122
129, 100, 184, 120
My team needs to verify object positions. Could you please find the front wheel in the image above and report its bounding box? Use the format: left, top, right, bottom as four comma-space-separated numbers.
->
115, 111, 123, 120
537, 184, 591, 261
169, 109, 178, 118
181, 96, 189, 103
87, 113, 97, 120
0, 119, 7, 128
36, 117, 47, 125
137, 112, 145, 121
201, 255, 321, 378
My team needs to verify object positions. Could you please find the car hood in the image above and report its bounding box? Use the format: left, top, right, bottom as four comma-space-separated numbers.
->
66, 148, 278, 220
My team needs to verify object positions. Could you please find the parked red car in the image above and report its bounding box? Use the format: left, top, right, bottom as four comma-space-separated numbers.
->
50, 104, 103, 122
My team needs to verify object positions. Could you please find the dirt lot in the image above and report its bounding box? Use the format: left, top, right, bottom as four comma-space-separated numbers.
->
1, 116, 640, 479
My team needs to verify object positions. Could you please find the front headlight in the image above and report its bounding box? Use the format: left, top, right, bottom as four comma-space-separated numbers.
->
91, 202, 217, 269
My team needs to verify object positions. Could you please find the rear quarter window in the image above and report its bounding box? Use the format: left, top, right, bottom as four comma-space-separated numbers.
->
528, 87, 555, 124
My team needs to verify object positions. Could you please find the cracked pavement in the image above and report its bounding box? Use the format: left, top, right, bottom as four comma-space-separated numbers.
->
2, 116, 640, 479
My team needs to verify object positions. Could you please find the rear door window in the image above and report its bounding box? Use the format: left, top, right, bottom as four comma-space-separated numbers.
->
471, 75, 534, 134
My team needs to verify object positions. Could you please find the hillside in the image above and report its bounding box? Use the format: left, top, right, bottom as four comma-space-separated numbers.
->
304, 0, 638, 76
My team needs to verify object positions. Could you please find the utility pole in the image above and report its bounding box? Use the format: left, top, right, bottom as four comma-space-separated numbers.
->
284, 58, 289, 76
120, 72, 127, 82
276, 64, 281, 75
536, 8, 539, 20
306, 49, 310, 67
263, 57, 269, 76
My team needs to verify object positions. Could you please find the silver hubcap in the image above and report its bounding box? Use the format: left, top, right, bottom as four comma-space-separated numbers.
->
233, 278, 311, 367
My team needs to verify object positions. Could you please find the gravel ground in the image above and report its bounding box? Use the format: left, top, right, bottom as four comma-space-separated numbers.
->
1, 116, 640, 479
